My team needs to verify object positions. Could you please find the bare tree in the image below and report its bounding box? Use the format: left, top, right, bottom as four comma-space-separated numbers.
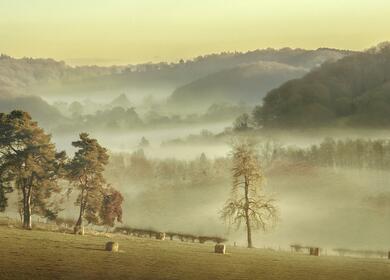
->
221, 138, 278, 248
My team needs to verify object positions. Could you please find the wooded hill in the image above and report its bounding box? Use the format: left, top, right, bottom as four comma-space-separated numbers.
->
253, 43, 390, 128
0, 48, 350, 99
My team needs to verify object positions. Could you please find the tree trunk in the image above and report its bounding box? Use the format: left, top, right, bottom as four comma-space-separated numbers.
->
18, 206, 23, 224
22, 185, 32, 230
245, 216, 253, 248
74, 189, 85, 235
74, 204, 84, 234
244, 177, 253, 248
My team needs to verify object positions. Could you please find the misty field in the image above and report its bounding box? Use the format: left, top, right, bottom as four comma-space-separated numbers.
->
0, 227, 389, 280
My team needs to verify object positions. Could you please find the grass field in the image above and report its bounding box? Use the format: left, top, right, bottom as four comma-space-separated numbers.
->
0, 226, 389, 280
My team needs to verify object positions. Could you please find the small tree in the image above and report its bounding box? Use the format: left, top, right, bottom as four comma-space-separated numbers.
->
233, 113, 252, 132
221, 138, 278, 248
138, 137, 150, 148
100, 186, 123, 228
67, 133, 123, 234
0, 111, 66, 229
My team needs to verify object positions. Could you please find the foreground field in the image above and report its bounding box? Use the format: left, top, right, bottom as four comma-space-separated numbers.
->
0, 226, 389, 280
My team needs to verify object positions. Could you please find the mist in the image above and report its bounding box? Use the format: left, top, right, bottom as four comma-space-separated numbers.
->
2, 45, 390, 255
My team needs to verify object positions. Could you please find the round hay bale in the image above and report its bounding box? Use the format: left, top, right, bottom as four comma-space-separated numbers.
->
215, 244, 226, 254
309, 247, 320, 256
156, 232, 166, 240
105, 241, 119, 252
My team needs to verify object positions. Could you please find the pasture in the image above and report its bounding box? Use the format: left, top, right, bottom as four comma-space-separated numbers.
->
0, 226, 389, 280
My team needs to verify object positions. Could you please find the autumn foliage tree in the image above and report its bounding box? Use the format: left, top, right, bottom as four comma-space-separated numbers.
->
100, 186, 123, 228
0, 110, 66, 229
221, 138, 278, 248
67, 133, 123, 234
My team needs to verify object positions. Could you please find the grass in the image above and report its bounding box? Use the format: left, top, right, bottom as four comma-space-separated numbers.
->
0, 226, 390, 280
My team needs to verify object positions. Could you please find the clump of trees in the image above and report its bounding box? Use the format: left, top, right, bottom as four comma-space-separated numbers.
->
221, 138, 278, 248
0, 110, 123, 232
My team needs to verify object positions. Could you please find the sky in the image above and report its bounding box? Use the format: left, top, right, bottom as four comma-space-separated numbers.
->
0, 0, 389, 65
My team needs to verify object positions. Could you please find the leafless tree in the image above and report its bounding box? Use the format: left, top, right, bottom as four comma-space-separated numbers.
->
221, 138, 278, 248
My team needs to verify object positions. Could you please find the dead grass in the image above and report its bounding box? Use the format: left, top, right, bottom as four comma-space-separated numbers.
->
0, 226, 389, 280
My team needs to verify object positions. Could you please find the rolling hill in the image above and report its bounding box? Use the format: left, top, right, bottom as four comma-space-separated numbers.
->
166, 48, 353, 111
167, 62, 307, 111
0, 94, 66, 128
0, 48, 352, 101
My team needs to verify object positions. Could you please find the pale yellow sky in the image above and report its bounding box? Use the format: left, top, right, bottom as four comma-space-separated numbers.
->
0, 0, 389, 65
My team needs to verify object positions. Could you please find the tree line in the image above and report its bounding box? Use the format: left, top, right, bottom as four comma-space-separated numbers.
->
106, 149, 232, 191
0, 110, 123, 232
277, 137, 390, 170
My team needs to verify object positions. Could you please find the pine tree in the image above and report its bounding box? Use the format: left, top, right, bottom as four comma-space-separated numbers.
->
0, 110, 66, 229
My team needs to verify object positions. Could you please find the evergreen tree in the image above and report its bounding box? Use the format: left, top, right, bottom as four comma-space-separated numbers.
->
0, 110, 66, 229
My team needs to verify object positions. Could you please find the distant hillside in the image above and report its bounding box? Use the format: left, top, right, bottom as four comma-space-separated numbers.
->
0, 48, 352, 100
167, 62, 307, 110
0, 94, 66, 128
166, 48, 353, 111
253, 43, 390, 128
0, 54, 121, 96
